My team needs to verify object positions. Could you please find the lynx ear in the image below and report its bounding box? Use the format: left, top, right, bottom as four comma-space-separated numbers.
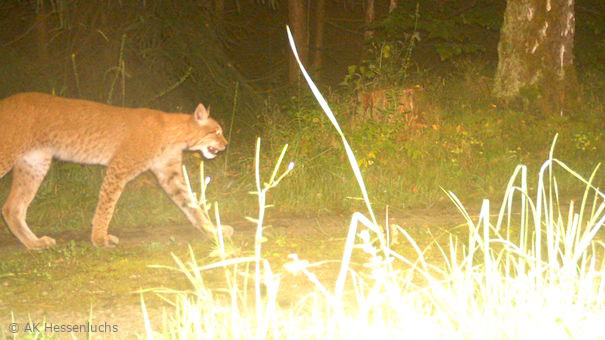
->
193, 103, 210, 124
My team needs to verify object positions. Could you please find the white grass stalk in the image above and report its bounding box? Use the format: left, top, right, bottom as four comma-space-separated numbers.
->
287, 24, 398, 305
141, 295, 155, 339
286, 26, 379, 233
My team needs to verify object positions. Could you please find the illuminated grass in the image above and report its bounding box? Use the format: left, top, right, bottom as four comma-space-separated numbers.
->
142, 145, 605, 339
140, 29, 605, 339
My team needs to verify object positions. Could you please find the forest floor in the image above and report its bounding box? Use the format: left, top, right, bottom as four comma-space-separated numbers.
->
0, 207, 466, 339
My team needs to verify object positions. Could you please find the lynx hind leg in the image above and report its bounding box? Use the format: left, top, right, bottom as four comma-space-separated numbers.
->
90, 165, 135, 247
2, 151, 55, 250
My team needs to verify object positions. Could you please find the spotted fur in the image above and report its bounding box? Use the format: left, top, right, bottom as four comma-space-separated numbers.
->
0, 92, 231, 250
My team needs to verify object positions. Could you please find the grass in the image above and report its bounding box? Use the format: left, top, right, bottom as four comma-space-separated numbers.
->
142, 173, 605, 338
0, 3, 603, 339
130, 31, 605, 339
3, 134, 604, 338
131, 82, 605, 340
255, 68, 605, 215
1, 25, 605, 340
1, 65, 603, 235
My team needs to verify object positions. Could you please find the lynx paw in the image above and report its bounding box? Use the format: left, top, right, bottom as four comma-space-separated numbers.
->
92, 234, 120, 248
219, 224, 234, 238
28, 236, 56, 250
205, 224, 233, 239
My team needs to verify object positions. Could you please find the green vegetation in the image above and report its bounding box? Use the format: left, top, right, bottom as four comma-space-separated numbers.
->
137, 43, 605, 338
2, 1, 605, 338
262, 77, 605, 214
141, 156, 605, 339
1, 0, 603, 231
2, 59, 605, 241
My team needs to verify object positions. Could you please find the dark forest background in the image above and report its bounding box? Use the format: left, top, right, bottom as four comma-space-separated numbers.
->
1, 0, 603, 118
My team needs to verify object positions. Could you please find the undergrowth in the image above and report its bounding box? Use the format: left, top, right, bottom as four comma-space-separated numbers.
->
133, 31, 605, 339
261, 74, 605, 214
2, 24, 605, 339
1, 66, 603, 237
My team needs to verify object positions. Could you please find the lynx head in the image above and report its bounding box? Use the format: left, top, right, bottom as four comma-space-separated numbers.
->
188, 103, 228, 159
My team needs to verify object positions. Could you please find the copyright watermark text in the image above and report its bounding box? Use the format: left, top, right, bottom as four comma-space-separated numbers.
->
7, 322, 118, 334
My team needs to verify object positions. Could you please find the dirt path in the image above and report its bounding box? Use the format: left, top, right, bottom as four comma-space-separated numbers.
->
0, 207, 465, 338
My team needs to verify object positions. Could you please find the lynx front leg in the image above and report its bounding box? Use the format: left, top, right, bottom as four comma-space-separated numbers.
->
90, 166, 133, 247
151, 161, 233, 238
2, 152, 55, 250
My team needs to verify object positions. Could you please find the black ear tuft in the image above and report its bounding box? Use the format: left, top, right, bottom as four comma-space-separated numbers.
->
193, 103, 210, 124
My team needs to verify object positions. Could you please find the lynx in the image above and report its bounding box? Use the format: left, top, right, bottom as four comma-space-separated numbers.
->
0, 92, 232, 250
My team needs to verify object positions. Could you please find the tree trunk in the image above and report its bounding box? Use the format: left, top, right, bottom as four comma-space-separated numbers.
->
493, 0, 577, 115
310, 0, 325, 78
363, 0, 376, 42
35, 1, 50, 66
288, 0, 308, 83
214, 0, 224, 19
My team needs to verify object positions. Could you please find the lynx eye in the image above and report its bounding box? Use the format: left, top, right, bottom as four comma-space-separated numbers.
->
216, 130, 222, 136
